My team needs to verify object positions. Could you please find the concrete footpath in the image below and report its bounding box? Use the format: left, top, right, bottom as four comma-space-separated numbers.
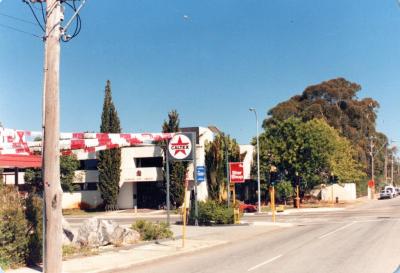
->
6, 223, 286, 273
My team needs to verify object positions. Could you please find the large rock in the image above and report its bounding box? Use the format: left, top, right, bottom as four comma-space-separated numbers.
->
76, 218, 139, 247
110, 226, 140, 246
62, 217, 76, 245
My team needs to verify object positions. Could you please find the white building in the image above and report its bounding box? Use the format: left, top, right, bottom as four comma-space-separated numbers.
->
65, 126, 218, 209
3, 126, 255, 210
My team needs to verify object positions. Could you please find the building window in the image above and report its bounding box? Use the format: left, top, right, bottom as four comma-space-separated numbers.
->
78, 159, 98, 171
74, 183, 85, 191
135, 157, 163, 168
73, 182, 98, 191
85, 182, 98, 191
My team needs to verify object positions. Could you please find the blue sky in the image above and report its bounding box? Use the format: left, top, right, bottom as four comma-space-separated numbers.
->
1, 0, 400, 144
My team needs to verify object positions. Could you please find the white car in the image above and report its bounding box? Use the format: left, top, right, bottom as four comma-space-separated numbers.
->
380, 189, 395, 199
384, 186, 397, 197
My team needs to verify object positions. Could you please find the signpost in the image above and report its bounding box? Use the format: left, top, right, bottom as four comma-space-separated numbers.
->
270, 166, 277, 222
228, 162, 244, 206
166, 132, 197, 247
228, 162, 244, 223
182, 171, 189, 248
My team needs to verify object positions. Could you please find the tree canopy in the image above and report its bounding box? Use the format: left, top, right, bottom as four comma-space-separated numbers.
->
205, 133, 240, 201
257, 117, 365, 194
263, 78, 386, 178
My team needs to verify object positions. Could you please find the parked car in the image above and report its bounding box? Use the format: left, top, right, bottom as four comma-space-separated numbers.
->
395, 187, 400, 196
380, 189, 394, 199
239, 203, 257, 213
384, 186, 397, 197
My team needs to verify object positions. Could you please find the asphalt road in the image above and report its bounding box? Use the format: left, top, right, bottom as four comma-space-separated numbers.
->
116, 198, 400, 273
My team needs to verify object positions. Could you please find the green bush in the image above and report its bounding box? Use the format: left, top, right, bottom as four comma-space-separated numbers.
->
0, 186, 29, 269
191, 200, 234, 225
276, 180, 294, 204
132, 220, 173, 241
25, 193, 43, 265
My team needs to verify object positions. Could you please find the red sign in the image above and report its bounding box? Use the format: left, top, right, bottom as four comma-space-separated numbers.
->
229, 162, 244, 183
368, 180, 375, 188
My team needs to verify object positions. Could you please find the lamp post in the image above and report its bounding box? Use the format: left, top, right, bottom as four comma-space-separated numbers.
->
249, 108, 261, 213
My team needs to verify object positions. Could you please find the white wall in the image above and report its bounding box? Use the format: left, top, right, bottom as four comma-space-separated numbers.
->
118, 182, 134, 209
239, 145, 254, 180
321, 183, 357, 201
185, 127, 215, 202
62, 191, 103, 209
120, 146, 164, 185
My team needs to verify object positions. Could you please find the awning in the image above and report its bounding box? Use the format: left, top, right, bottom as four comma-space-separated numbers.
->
0, 154, 42, 168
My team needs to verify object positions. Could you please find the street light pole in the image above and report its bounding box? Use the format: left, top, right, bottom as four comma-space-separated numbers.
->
249, 108, 261, 213
391, 153, 394, 186
370, 136, 375, 199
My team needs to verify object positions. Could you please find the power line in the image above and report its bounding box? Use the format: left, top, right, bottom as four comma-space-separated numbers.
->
40, 2, 46, 25
24, 0, 46, 32
0, 22, 42, 39
0, 11, 37, 25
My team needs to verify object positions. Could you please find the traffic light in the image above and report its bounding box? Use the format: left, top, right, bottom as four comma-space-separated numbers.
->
330, 173, 338, 184
270, 171, 278, 184
295, 175, 302, 186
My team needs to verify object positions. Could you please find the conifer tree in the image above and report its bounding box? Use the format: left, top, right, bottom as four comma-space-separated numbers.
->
162, 110, 186, 207
98, 80, 122, 210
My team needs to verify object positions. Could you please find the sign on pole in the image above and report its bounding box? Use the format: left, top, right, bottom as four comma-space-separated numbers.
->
166, 132, 199, 237
368, 179, 375, 188
196, 166, 205, 183
229, 162, 244, 183
168, 133, 193, 161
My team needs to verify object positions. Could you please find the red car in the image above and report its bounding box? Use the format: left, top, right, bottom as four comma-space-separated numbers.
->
239, 203, 257, 213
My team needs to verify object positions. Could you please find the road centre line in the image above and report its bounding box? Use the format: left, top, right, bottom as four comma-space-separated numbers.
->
247, 254, 283, 272
318, 221, 356, 239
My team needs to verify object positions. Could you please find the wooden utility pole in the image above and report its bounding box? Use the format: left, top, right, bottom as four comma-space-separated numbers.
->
43, 0, 63, 272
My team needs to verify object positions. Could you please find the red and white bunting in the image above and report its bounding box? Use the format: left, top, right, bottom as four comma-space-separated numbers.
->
0, 127, 175, 157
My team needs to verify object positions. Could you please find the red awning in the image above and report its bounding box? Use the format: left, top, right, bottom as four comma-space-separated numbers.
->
0, 154, 42, 168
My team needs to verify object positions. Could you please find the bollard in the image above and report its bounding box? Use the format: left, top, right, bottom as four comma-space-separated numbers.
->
234, 208, 240, 224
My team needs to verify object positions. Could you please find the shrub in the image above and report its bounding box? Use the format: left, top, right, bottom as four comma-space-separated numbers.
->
275, 180, 294, 204
191, 200, 234, 225
132, 220, 173, 241
25, 193, 43, 265
0, 186, 29, 269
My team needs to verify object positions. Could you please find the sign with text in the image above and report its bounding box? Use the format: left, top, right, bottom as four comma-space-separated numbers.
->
229, 162, 244, 183
168, 133, 193, 161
